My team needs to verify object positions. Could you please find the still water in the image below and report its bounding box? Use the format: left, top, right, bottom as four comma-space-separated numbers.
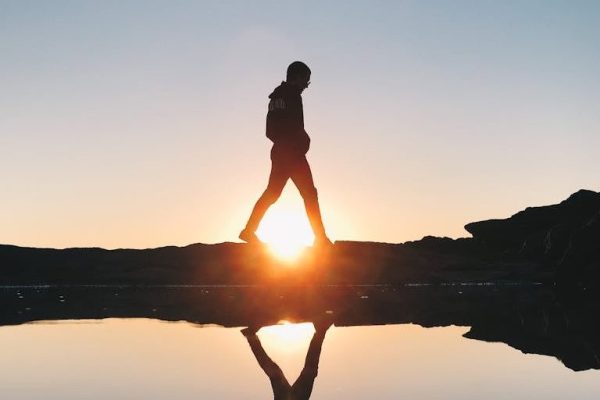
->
1, 286, 599, 399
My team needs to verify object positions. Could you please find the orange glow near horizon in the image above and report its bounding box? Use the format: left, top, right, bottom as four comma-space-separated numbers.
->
256, 208, 313, 261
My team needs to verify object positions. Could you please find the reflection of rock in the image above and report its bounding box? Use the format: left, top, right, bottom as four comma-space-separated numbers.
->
463, 289, 600, 372
0, 189, 598, 286
2, 285, 599, 371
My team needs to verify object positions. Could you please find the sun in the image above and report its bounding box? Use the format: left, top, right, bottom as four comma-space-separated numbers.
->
256, 207, 313, 261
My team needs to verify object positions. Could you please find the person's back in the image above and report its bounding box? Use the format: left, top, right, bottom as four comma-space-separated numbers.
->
266, 80, 310, 156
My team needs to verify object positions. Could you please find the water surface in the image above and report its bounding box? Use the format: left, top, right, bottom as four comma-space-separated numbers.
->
1, 285, 599, 399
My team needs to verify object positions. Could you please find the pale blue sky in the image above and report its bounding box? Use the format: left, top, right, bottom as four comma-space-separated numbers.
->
1, 1, 599, 248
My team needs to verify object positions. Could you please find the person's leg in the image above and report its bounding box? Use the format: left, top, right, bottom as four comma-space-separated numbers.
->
244, 333, 290, 397
291, 328, 329, 399
289, 156, 329, 241
242, 152, 290, 236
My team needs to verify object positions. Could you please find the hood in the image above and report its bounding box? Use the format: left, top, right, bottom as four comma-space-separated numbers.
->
268, 81, 301, 99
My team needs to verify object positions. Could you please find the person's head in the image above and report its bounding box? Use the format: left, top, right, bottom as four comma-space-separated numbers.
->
286, 61, 311, 92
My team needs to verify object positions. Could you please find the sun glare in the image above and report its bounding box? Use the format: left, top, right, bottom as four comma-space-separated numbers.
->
259, 321, 315, 353
256, 208, 313, 261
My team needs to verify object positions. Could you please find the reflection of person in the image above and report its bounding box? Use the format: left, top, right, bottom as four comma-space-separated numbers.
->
239, 61, 332, 247
242, 320, 332, 400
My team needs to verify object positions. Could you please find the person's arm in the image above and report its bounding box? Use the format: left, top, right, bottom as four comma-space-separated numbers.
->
266, 94, 306, 147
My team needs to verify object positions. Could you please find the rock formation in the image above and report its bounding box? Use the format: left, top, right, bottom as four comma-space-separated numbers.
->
0, 189, 598, 287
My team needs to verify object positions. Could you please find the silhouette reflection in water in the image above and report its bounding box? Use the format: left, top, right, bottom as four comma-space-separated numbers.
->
242, 319, 332, 400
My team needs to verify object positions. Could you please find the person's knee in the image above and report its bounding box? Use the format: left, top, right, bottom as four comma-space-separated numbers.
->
262, 186, 284, 204
301, 185, 318, 201
265, 365, 286, 381
300, 367, 318, 380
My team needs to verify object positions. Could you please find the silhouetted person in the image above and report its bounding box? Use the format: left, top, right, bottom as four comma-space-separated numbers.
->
240, 61, 332, 247
241, 320, 332, 400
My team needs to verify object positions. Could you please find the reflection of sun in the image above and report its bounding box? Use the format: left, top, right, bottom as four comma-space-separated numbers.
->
259, 321, 315, 353
256, 208, 313, 261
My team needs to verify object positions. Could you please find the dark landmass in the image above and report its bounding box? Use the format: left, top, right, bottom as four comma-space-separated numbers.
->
2, 191, 599, 371
1, 285, 599, 371
1, 189, 598, 287
465, 189, 600, 287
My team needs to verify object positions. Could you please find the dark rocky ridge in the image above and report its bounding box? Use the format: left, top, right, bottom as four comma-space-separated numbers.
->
1, 189, 598, 287
465, 189, 600, 287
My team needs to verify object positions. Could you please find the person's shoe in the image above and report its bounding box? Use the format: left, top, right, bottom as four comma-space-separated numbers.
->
313, 236, 334, 248
241, 326, 260, 337
313, 316, 334, 333
239, 229, 265, 245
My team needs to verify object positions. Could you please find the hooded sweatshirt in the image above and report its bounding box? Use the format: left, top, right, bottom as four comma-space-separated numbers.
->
265, 81, 311, 156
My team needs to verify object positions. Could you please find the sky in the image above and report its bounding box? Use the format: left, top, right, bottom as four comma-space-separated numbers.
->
1, 0, 599, 249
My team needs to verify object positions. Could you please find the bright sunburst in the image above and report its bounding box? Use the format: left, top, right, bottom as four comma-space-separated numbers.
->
256, 207, 313, 261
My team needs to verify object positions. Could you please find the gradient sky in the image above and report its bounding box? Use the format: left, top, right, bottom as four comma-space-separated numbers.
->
1, 0, 599, 249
